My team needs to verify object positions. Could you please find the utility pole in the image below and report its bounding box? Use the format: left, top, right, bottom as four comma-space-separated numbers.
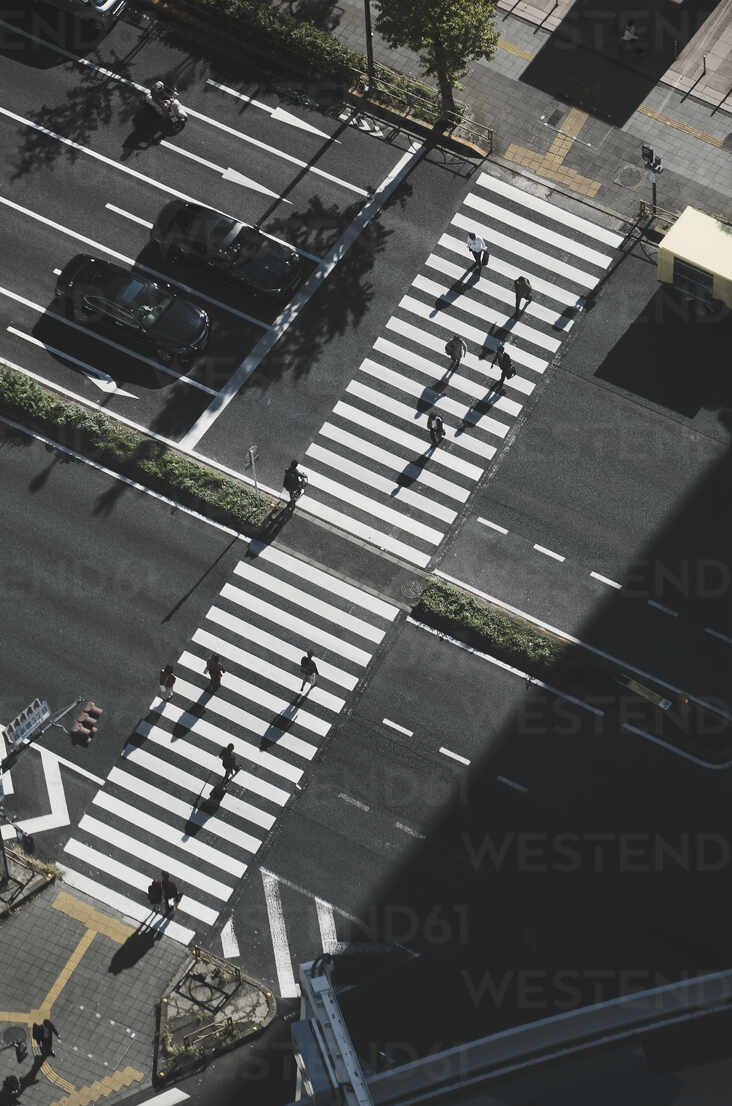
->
245, 445, 260, 504
364, 0, 375, 95
641, 143, 663, 216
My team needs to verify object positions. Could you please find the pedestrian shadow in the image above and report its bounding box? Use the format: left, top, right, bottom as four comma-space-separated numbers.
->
183, 802, 216, 839
392, 449, 434, 493
415, 377, 448, 415
429, 270, 478, 317
257, 503, 292, 544
260, 708, 296, 748
553, 303, 582, 331
108, 919, 164, 973
171, 701, 208, 741
455, 387, 501, 436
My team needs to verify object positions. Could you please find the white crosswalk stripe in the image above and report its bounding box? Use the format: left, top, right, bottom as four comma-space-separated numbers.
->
61, 547, 396, 946
291, 169, 622, 567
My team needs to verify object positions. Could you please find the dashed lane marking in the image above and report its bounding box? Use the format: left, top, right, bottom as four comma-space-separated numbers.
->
590, 571, 622, 589
478, 518, 509, 534
439, 747, 471, 766
647, 600, 679, 617
383, 718, 414, 737
533, 543, 566, 563
395, 821, 426, 840
338, 793, 370, 812
497, 775, 529, 793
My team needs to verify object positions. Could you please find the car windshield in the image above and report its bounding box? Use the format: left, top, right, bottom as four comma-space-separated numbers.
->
118, 278, 174, 330
208, 217, 245, 256
233, 227, 267, 263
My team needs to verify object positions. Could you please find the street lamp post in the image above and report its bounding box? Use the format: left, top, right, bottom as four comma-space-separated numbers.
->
641, 143, 664, 216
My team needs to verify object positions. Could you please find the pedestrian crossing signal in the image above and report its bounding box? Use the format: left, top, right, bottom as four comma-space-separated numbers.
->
70, 702, 103, 746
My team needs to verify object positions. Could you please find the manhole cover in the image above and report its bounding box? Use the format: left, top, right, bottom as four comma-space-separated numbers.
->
3, 1026, 27, 1045
614, 164, 643, 189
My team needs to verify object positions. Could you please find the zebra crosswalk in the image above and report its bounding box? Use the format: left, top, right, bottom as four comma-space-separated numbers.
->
60, 542, 399, 946
297, 171, 625, 567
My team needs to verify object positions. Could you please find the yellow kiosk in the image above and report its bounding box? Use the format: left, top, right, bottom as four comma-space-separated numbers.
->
657, 206, 732, 309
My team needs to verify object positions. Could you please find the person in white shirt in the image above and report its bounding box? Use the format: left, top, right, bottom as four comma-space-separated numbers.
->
466, 231, 488, 270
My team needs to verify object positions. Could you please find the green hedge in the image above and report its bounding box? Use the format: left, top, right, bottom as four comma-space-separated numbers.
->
0, 365, 273, 531
413, 579, 569, 676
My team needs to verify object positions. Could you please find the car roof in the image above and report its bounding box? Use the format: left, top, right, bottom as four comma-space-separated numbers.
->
77, 259, 153, 300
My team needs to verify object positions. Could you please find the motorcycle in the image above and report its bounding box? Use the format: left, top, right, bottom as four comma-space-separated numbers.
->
143, 82, 188, 133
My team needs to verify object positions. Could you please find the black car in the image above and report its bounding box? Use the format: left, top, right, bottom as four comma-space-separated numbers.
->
150, 202, 303, 296
32, 0, 128, 26
55, 255, 209, 363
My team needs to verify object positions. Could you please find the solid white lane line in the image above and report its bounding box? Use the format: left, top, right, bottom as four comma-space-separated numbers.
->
412, 274, 561, 354
108, 766, 263, 854
177, 652, 324, 748
93, 791, 248, 877
220, 918, 240, 959
438, 234, 582, 308
333, 401, 485, 480
134, 1090, 191, 1106
0, 283, 216, 394
316, 899, 341, 954
452, 212, 598, 289
347, 380, 498, 460
338, 792, 370, 811
135, 721, 291, 806
162, 141, 289, 201
533, 544, 566, 563
383, 718, 414, 736
479, 518, 509, 534
477, 173, 625, 247
496, 775, 528, 793
425, 253, 572, 330
647, 600, 679, 617
220, 583, 374, 667
306, 441, 458, 525
359, 357, 511, 438
58, 865, 195, 945
76, 814, 233, 900
248, 545, 399, 621
464, 192, 614, 268
590, 571, 622, 589
106, 203, 153, 229
305, 466, 445, 544
63, 837, 219, 926
180, 144, 422, 449
440, 746, 470, 765
155, 694, 303, 784
122, 743, 276, 830
205, 606, 359, 690
301, 496, 432, 568
434, 569, 732, 722
705, 626, 732, 646
262, 871, 300, 998
395, 821, 426, 839
400, 294, 549, 375
0, 193, 269, 330
190, 631, 346, 715
374, 336, 524, 416
8, 328, 138, 398
319, 421, 470, 503
232, 561, 386, 642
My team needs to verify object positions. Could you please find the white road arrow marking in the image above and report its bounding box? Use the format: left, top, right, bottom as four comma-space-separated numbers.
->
162, 142, 291, 202
7, 328, 138, 398
207, 80, 339, 141
0, 749, 69, 839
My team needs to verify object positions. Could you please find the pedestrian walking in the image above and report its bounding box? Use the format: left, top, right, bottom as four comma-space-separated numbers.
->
284, 460, 307, 506
427, 412, 446, 447
206, 653, 225, 691
33, 1019, 60, 1058
159, 664, 175, 701
147, 876, 163, 912
445, 334, 467, 373
160, 871, 180, 915
494, 344, 515, 390
219, 742, 238, 785
514, 276, 532, 314
299, 649, 319, 695
466, 231, 488, 270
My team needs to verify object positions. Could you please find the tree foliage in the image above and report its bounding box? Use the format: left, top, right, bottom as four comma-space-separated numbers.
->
373, 0, 498, 114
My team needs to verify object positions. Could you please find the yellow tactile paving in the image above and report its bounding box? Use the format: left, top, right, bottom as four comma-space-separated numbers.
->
35, 929, 96, 1018
52, 891, 133, 944
497, 36, 535, 60
503, 106, 602, 197
49, 1066, 144, 1106
637, 104, 724, 147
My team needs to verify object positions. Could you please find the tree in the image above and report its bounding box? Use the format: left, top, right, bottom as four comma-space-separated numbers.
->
374, 0, 498, 118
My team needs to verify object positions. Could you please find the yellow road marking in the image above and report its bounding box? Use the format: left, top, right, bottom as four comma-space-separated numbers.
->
35, 929, 96, 1018
637, 104, 723, 147
52, 891, 134, 943
497, 36, 535, 60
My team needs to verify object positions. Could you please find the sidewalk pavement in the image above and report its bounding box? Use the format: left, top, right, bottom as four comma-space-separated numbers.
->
278, 0, 731, 223
0, 885, 187, 1106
